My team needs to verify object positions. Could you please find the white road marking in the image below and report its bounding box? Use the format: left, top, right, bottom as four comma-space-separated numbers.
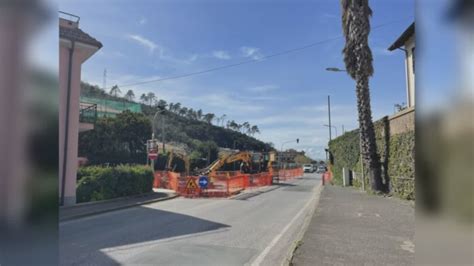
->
401, 240, 415, 253
250, 182, 321, 266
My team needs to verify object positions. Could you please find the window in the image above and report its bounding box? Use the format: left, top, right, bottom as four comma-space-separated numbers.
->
411, 47, 415, 74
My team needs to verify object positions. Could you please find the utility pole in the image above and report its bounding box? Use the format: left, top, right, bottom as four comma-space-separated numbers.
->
328, 95, 332, 141
102, 68, 107, 117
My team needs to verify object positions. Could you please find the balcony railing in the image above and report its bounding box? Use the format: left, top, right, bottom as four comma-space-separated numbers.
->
79, 103, 97, 124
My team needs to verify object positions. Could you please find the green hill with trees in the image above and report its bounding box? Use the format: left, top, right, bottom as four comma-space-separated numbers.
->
79, 82, 274, 171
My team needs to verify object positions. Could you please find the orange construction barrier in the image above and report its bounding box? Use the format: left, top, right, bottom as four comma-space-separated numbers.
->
154, 168, 302, 198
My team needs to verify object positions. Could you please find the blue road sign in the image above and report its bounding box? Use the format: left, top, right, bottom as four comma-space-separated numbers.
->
198, 176, 209, 188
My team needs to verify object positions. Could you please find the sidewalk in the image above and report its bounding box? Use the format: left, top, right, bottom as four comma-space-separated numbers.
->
291, 185, 414, 266
59, 189, 178, 222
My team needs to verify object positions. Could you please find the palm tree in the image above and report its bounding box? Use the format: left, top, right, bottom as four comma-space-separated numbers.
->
340, 0, 383, 192
124, 90, 135, 101
140, 93, 148, 104
109, 85, 121, 97
168, 102, 174, 111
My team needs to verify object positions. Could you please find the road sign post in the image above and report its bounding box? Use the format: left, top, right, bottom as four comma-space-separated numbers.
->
198, 176, 209, 189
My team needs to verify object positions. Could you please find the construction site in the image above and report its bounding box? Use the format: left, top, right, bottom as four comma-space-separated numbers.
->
147, 140, 304, 198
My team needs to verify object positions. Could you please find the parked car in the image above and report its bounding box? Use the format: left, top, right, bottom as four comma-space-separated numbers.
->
316, 166, 327, 173
303, 164, 314, 173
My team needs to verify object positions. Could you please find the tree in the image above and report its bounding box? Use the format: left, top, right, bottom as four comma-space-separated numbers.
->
78, 111, 151, 164
124, 90, 135, 101
196, 109, 203, 120
157, 99, 167, 109
168, 102, 174, 111
242, 122, 250, 134
203, 113, 215, 124
179, 107, 188, 117
109, 85, 121, 97
220, 114, 227, 127
228, 120, 238, 131
173, 102, 181, 113
146, 92, 156, 106
340, 0, 383, 192
294, 154, 312, 164
140, 93, 148, 104
250, 125, 260, 136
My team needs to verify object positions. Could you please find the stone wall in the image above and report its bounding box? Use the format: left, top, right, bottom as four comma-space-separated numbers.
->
388, 106, 415, 135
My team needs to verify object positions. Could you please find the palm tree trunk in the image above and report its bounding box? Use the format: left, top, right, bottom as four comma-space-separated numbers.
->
355, 75, 383, 192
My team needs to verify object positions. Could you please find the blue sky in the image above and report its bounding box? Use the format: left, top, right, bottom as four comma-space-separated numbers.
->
52, 0, 416, 159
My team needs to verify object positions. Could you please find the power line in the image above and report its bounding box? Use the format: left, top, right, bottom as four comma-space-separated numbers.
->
118, 18, 411, 88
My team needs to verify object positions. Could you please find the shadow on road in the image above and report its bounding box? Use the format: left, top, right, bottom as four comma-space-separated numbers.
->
60, 206, 230, 265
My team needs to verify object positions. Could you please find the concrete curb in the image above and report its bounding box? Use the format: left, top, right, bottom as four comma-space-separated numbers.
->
59, 194, 179, 222
284, 183, 324, 266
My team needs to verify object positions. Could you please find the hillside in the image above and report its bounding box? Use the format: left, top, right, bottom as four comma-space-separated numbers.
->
79, 82, 274, 169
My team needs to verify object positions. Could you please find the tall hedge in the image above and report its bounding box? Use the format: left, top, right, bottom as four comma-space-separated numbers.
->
76, 165, 154, 203
328, 129, 360, 185
329, 117, 415, 200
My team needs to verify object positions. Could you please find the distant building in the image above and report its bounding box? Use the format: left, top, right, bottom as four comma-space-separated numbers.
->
276, 149, 305, 163
80, 96, 142, 118
388, 22, 415, 108
59, 13, 102, 206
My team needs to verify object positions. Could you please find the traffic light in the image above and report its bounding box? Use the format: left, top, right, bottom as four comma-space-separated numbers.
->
296, 138, 299, 144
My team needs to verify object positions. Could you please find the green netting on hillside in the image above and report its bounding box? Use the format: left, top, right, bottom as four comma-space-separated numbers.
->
80, 96, 142, 117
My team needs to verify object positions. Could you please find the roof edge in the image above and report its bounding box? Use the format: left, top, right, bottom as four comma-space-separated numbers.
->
388, 22, 415, 51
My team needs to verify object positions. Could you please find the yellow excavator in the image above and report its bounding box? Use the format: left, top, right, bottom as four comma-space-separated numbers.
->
198, 151, 252, 180
165, 146, 190, 176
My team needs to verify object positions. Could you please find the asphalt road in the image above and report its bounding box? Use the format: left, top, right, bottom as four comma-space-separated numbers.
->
60, 173, 322, 265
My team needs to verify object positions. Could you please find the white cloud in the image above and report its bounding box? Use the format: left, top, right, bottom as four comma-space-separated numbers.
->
212, 50, 231, 60
127, 34, 158, 53
240, 46, 263, 60
138, 17, 147, 25
246, 85, 278, 93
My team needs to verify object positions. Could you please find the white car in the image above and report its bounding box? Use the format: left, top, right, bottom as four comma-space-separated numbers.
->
303, 164, 313, 173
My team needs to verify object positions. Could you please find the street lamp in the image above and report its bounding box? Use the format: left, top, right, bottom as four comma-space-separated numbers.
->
326, 66, 365, 191
153, 106, 166, 152
323, 124, 338, 138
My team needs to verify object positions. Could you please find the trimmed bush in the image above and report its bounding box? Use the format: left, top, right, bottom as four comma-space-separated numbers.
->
76, 164, 153, 203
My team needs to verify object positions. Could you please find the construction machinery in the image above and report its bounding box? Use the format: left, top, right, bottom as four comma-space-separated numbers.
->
166, 148, 190, 176
198, 151, 252, 179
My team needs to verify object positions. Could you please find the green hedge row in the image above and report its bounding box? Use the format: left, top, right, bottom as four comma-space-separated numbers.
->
76, 164, 154, 203
328, 129, 360, 185
329, 117, 415, 200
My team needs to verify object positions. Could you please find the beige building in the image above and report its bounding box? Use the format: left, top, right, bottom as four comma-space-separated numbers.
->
59, 13, 102, 205
389, 23, 415, 108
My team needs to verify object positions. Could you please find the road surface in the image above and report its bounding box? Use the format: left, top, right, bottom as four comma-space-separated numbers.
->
60, 173, 322, 265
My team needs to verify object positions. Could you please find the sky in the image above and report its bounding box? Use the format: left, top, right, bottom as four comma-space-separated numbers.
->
46, 0, 418, 159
